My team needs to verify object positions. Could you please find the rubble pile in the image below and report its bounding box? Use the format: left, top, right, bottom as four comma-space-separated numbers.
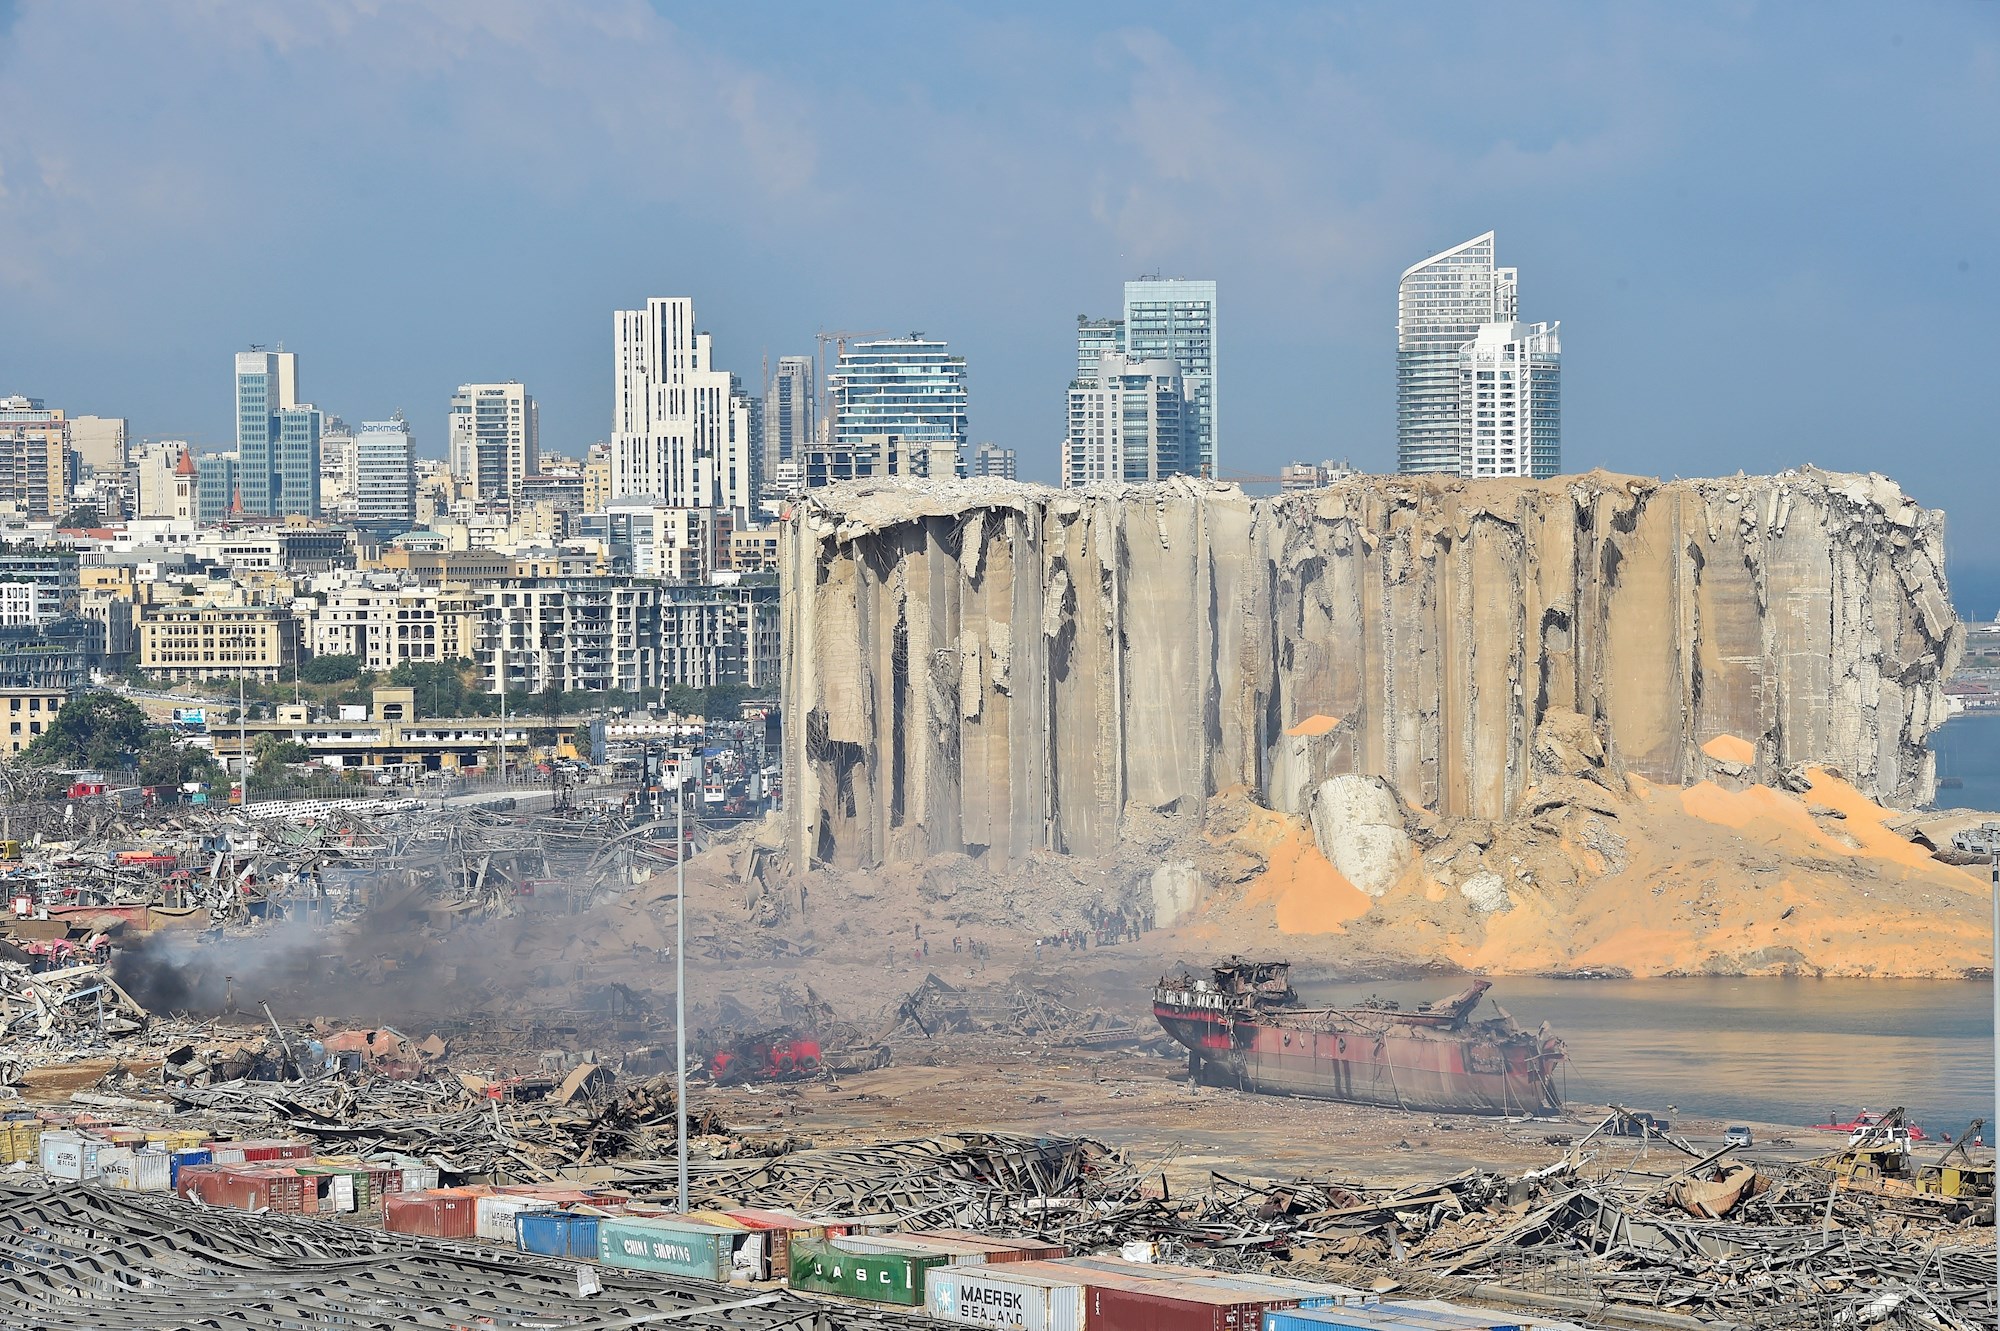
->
886, 972, 1162, 1051
149, 1066, 726, 1178
586, 1124, 1993, 1328
0, 1184, 933, 1331
615, 1132, 1133, 1231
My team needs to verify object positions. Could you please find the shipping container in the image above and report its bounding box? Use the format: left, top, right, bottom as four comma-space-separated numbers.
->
477, 1195, 561, 1243
927, 1263, 1087, 1331
237, 1139, 313, 1163
299, 1164, 375, 1212
683, 1210, 773, 1280
97, 1146, 173, 1192
787, 1237, 945, 1307
1003, 1264, 1300, 1331
1202, 1275, 1371, 1310
837, 1232, 994, 1266
1038, 1259, 1366, 1308
916, 1230, 1069, 1263
383, 1189, 484, 1239
719, 1208, 824, 1279
101, 1127, 148, 1147
1263, 1307, 1523, 1331
597, 1216, 738, 1281
0, 1121, 42, 1164
204, 1144, 247, 1165
1054, 1257, 1243, 1283
176, 1164, 310, 1213
516, 1211, 601, 1261
38, 1130, 107, 1181
1363, 1302, 1525, 1331
169, 1148, 212, 1187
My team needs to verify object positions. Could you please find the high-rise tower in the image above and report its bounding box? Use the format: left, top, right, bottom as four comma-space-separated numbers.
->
1122, 279, 1216, 475
236, 348, 317, 516
1396, 233, 1518, 475
611, 297, 755, 522
1457, 322, 1561, 479
449, 382, 538, 503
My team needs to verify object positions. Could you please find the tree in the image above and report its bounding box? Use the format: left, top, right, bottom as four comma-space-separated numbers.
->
251, 736, 311, 785
58, 506, 102, 529
388, 659, 483, 717
23, 693, 149, 769
136, 732, 223, 795
299, 654, 363, 684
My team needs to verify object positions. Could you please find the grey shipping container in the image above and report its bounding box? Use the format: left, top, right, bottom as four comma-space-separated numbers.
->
38, 1131, 106, 1181
927, 1263, 1086, 1331
597, 1216, 736, 1281
98, 1147, 173, 1192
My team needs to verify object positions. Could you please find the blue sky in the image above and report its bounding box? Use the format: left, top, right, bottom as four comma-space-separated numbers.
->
2, 3, 1996, 581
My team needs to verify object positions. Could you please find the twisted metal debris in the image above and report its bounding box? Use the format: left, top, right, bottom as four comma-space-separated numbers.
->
0, 1183, 930, 1331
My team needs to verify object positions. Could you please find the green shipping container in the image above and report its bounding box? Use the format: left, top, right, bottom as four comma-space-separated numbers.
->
788, 1238, 945, 1307
298, 1164, 374, 1210
597, 1217, 735, 1281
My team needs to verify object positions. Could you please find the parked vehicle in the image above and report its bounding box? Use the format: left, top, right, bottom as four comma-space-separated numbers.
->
1724, 1125, 1753, 1148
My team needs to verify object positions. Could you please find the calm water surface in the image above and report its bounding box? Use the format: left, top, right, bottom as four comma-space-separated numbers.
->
1298, 975, 1991, 1134
1932, 711, 2000, 814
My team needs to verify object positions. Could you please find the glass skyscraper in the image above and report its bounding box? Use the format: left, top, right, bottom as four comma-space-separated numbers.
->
1122, 278, 1216, 476
195, 451, 240, 523
831, 337, 968, 452
1397, 233, 1519, 475
1074, 316, 1126, 387
234, 349, 292, 516
273, 404, 322, 517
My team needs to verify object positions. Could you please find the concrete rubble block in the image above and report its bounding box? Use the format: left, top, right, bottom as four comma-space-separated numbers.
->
1149, 859, 1204, 926
1307, 775, 1413, 898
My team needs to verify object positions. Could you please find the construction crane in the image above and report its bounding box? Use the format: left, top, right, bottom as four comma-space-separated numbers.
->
813, 329, 889, 427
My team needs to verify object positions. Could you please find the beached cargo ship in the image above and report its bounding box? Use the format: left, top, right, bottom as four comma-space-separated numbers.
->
1153, 960, 1565, 1116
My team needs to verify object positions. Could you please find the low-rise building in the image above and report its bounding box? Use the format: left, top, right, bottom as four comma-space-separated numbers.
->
727, 528, 780, 575
661, 582, 778, 689
0, 687, 67, 755
209, 687, 531, 775
304, 582, 481, 673
0, 618, 96, 691
136, 603, 300, 682
475, 577, 660, 697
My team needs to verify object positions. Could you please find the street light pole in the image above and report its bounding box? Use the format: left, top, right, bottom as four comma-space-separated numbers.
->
239, 669, 249, 809
675, 767, 689, 1214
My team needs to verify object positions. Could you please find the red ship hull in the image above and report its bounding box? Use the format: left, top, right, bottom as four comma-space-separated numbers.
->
1153, 980, 1564, 1116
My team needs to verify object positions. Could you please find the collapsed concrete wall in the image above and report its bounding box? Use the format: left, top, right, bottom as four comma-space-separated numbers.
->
780, 470, 1960, 870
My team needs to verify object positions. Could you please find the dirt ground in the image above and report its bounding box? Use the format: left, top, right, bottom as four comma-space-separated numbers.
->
697, 1038, 1825, 1193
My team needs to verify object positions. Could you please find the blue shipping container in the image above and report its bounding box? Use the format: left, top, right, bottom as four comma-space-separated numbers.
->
516, 1211, 601, 1260
169, 1149, 212, 1188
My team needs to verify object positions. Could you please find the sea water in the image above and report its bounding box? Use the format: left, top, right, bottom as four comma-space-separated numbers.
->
1300, 975, 1991, 1134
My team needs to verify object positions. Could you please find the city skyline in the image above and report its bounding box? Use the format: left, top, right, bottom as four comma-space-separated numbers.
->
0, 6, 1993, 557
